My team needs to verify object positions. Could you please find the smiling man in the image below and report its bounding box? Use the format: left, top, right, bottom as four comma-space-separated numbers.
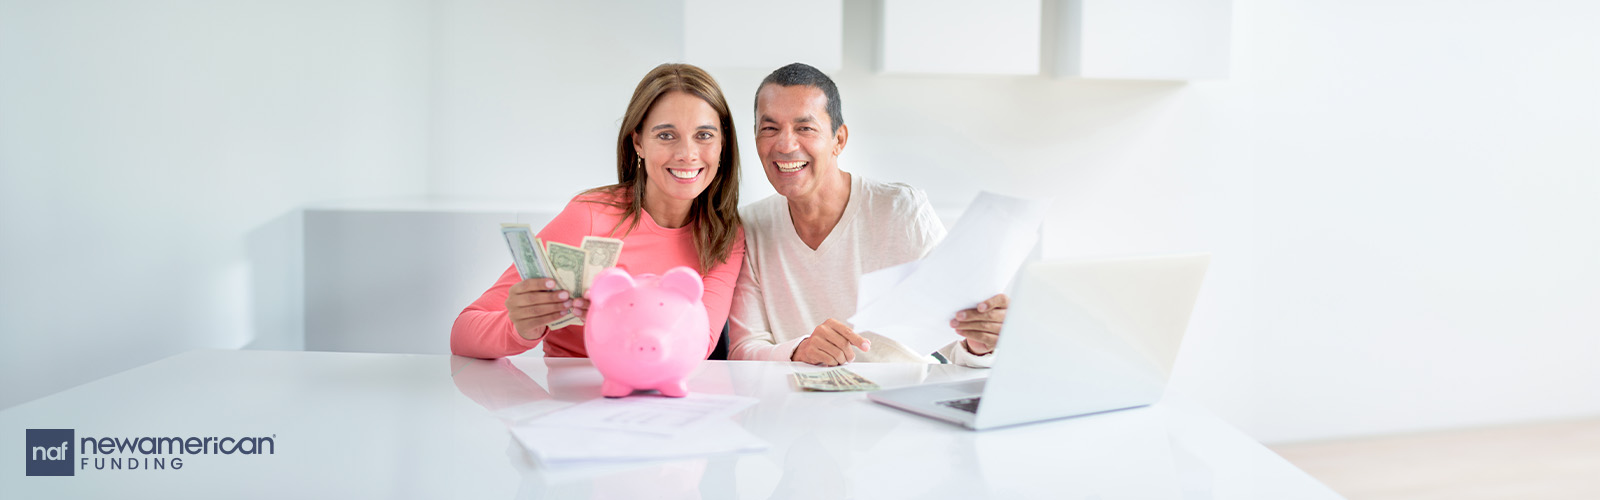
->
727, 63, 1005, 368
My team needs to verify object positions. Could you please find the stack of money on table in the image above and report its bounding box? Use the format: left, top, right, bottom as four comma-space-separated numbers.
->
792, 367, 881, 392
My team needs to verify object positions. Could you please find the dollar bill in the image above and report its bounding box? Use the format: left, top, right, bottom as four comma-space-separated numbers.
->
580, 236, 624, 290
828, 368, 880, 391
499, 223, 550, 280
542, 241, 589, 329
546, 313, 583, 330
534, 237, 556, 283
545, 241, 588, 298
792, 367, 881, 392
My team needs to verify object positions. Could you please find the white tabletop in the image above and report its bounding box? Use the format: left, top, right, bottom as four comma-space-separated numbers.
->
1, 350, 1337, 499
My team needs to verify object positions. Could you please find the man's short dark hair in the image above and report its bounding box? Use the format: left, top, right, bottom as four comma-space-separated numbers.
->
757, 62, 844, 134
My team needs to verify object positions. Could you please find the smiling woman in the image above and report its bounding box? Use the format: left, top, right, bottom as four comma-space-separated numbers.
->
631, 91, 726, 230
450, 63, 746, 360
601, 64, 744, 270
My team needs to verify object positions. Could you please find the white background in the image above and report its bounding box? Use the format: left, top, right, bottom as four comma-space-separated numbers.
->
2, 0, 1596, 444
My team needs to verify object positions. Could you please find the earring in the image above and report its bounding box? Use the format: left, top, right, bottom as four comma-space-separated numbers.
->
636, 156, 643, 169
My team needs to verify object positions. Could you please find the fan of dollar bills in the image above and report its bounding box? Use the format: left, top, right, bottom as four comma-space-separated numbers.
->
791, 367, 881, 392
500, 223, 624, 329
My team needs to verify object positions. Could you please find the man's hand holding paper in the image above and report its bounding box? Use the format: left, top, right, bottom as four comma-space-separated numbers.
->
848, 192, 1049, 357
952, 293, 1009, 355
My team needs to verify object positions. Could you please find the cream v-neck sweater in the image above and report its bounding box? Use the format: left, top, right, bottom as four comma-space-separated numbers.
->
728, 174, 993, 367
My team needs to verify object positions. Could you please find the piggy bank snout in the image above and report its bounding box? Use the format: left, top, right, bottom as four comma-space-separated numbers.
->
625, 330, 668, 359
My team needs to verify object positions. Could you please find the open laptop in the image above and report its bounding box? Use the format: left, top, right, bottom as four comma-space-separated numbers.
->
867, 254, 1210, 430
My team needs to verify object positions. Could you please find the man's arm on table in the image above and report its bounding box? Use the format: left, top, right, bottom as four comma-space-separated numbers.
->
727, 258, 804, 362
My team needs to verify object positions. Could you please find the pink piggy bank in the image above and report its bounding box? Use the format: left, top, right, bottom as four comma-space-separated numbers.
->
584, 266, 711, 398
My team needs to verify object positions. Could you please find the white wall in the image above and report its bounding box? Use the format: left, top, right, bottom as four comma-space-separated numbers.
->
4, 0, 1596, 444
0, 0, 432, 409
1242, 0, 1600, 442
427, 0, 686, 199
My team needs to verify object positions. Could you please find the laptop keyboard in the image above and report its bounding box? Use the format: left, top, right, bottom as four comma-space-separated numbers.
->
937, 396, 982, 414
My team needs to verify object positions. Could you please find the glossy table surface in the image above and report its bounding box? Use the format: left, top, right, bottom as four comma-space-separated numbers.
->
0, 350, 1338, 499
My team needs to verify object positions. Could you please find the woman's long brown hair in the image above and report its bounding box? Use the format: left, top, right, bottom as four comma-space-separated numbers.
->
584, 63, 741, 273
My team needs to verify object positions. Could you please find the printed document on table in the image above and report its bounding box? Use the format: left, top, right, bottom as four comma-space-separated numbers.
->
509, 394, 766, 466
510, 418, 768, 466
849, 191, 1050, 355
524, 393, 757, 436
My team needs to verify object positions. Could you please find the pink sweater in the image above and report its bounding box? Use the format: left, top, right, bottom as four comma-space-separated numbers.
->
451, 190, 746, 359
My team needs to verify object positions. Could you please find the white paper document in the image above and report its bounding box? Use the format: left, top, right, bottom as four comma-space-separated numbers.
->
526, 393, 757, 436
511, 419, 767, 466
848, 191, 1050, 355
510, 394, 768, 466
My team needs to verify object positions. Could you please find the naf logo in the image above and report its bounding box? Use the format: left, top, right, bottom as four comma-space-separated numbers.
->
26, 429, 75, 476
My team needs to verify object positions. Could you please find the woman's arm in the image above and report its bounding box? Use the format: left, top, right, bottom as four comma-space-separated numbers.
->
698, 227, 747, 357
450, 264, 545, 358
450, 196, 598, 358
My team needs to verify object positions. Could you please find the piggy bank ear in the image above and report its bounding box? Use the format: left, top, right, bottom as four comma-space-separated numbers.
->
659, 266, 704, 302
587, 268, 635, 305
